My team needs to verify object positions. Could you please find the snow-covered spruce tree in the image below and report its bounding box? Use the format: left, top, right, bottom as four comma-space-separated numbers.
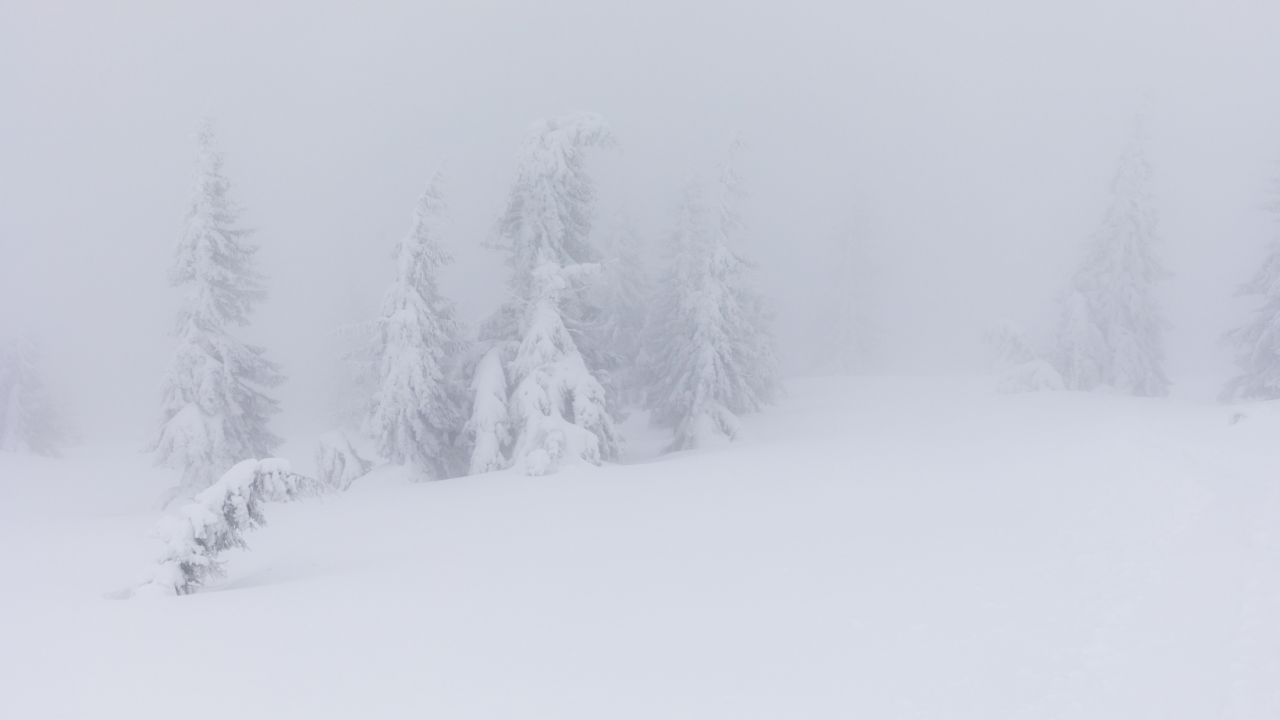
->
644, 136, 781, 451
594, 210, 651, 406
151, 118, 283, 496
463, 113, 622, 475
811, 225, 878, 375
1052, 127, 1170, 396
136, 458, 324, 597
359, 168, 468, 480
1222, 183, 1280, 402
0, 335, 65, 455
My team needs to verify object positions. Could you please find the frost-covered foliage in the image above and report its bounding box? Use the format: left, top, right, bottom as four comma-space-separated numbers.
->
463, 346, 510, 475
984, 321, 1065, 394
358, 169, 468, 480
314, 431, 373, 490
644, 136, 781, 451
0, 335, 65, 455
594, 211, 652, 406
1052, 127, 1170, 396
151, 118, 283, 495
1222, 184, 1280, 402
137, 458, 323, 597
506, 262, 622, 474
811, 225, 879, 375
466, 113, 622, 475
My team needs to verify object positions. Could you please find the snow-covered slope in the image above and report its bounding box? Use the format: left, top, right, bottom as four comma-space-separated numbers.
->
1, 376, 1277, 719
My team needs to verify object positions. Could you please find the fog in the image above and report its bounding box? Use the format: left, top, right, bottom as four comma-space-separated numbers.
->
3, 0, 1279, 443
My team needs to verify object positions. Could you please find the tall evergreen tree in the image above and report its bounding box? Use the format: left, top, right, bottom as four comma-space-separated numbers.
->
644, 136, 781, 451
151, 118, 283, 495
1222, 180, 1280, 402
1052, 126, 1170, 396
464, 112, 622, 475
0, 335, 65, 456
360, 168, 468, 480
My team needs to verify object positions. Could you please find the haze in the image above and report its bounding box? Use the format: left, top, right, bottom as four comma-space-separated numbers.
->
3, 0, 1278, 443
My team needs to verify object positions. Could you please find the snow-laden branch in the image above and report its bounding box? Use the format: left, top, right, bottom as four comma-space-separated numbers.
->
314, 431, 373, 491
135, 458, 324, 597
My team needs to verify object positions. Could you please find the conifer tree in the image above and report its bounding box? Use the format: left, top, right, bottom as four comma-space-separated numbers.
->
1222, 181, 1280, 402
361, 168, 468, 480
1052, 126, 1170, 396
151, 118, 283, 495
0, 335, 65, 456
644, 136, 780, 451
464, 113, 622, 475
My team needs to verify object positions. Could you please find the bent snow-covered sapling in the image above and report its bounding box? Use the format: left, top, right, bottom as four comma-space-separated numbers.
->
134, 459, 324, 597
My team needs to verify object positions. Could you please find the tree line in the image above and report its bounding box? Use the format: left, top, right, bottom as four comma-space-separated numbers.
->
151, 112, 779, 497
4, 114, 1280, 496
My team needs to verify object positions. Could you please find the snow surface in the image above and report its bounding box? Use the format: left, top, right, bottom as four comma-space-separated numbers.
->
1, 376, 1278, 718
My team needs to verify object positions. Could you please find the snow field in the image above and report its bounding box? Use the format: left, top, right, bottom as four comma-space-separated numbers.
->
0, 376, 1277, 718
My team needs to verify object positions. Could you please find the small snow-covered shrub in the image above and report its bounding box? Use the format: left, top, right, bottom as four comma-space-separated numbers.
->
984, 321, 1064, 394
994, 358, 1065, 394
314, 431, 373, 490
136, 458, 323, 597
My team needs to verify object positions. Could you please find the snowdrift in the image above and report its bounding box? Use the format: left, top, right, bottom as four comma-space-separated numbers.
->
0, 376, 1277, 719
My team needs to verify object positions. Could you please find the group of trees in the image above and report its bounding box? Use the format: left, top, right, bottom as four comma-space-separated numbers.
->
152, 113, 781, 496
12, 114, 1280, 492
991, 125, 1280, 403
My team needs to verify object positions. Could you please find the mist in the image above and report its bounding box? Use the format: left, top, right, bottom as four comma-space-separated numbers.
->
3, 0, 1279, 443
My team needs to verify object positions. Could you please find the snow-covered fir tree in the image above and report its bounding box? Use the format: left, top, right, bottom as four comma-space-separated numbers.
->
594, 210, 651, 406
151, 118, 283, 496
0, 335, 65, 456
464, 112, 622, 475
360, 168, 468, 480
644, 135, 781, 451
811, 224, 878, 375
1052, 126, 1170, 396
1221, 180, 1280, 402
